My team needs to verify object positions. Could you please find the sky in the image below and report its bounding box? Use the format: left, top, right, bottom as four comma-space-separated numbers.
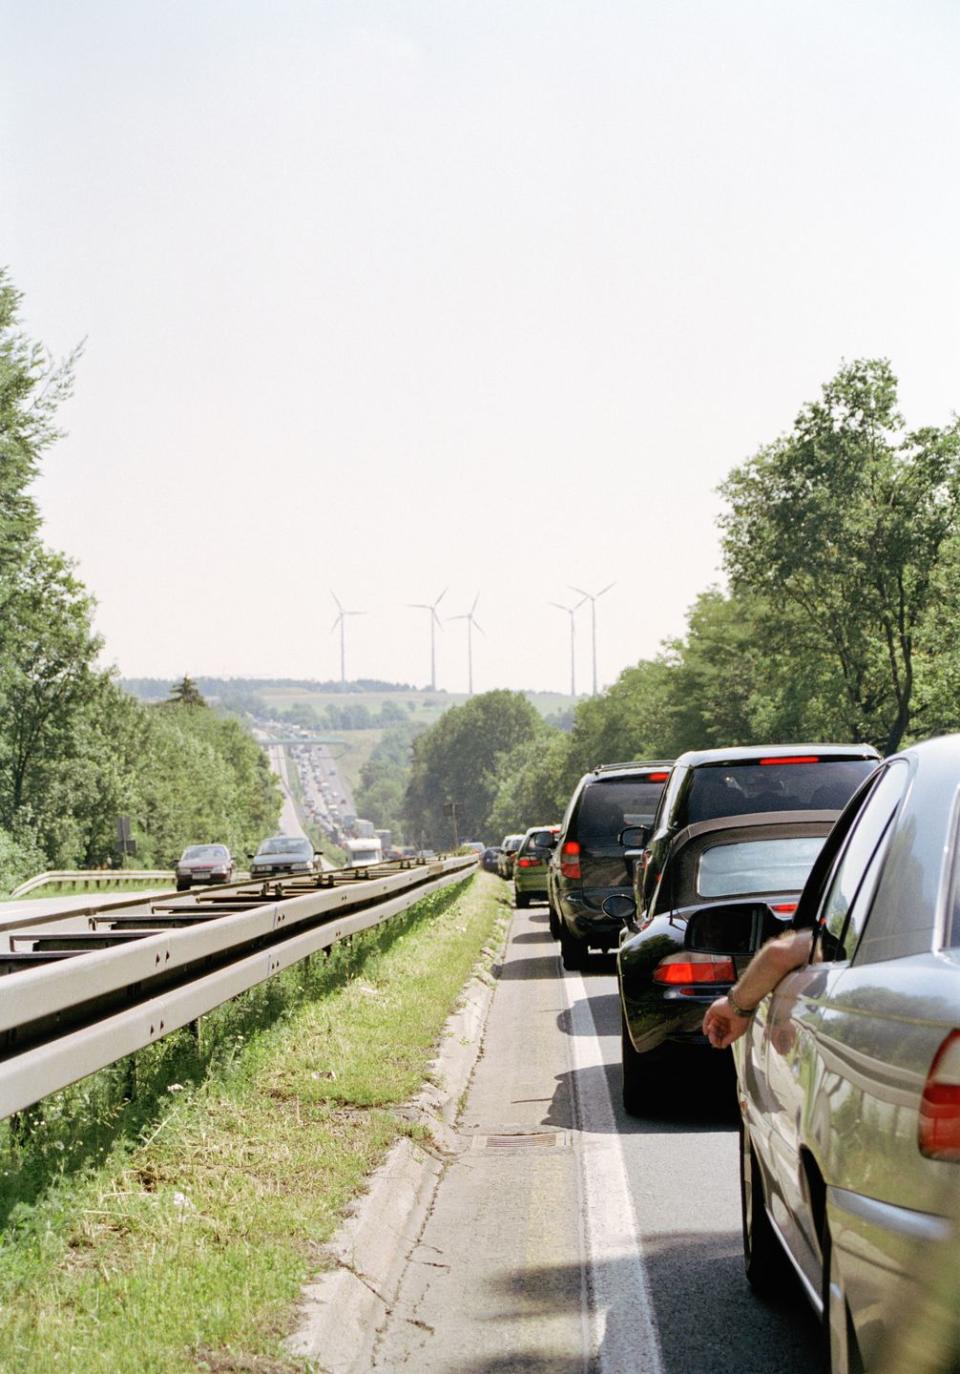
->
3, 0, 959, 696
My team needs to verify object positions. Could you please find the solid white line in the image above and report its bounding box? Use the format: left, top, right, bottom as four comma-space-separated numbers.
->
562, 964, 666, 1374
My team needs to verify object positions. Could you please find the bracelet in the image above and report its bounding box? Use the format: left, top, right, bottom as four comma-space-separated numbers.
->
727, 992, 757, 1019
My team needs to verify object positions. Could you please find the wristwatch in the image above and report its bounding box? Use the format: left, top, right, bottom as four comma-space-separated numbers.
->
727, 992, 757, 1019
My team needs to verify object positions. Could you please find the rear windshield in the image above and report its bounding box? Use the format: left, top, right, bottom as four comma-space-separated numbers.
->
681, 760, 875, 827
522, 830, 557, 852
577, 779, 666, 843
697, 837, 826, 898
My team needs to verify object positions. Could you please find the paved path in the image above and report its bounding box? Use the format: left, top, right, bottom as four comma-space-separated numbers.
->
373, 901, 823, 1373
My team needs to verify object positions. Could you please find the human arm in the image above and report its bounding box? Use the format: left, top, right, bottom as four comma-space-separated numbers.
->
702, 929, 814, 1049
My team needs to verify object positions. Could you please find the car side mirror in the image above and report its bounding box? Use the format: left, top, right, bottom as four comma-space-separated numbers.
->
620, 825, 650, 850
684, 901, 787, 955
601, 893, 637, 922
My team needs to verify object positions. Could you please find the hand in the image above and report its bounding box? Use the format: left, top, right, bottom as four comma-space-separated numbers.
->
703, 996, 752, 1050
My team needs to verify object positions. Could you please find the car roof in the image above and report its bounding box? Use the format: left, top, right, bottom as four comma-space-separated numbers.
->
523, 823, 559, 834
586, 760, 674, 779
671, 743, 881, 768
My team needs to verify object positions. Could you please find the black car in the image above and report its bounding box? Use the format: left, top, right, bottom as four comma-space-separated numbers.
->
616, 810, 839, 1112
635, 743, 880, 921
546, 761, 672, 970
480, 847, 502, 873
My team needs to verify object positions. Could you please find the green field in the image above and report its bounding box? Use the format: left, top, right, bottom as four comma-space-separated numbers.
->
256, 686, 573, 729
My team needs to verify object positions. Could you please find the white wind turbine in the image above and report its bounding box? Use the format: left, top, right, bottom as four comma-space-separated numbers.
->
330, 591, 365, 685
550, 594, 586, 700
447, 593, 483, 695
407, 588, 447, 690
569, 582, 615, 697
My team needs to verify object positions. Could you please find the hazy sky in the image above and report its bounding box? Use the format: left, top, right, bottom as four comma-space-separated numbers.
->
4, 1, 959, 694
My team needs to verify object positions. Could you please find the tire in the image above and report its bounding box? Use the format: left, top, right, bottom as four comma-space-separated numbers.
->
176, 878, 190, 891
740, 1121, 791, 1296
515, 890, 530, 909
548, 902, 562, 939
620, 1005, 671, 1115
822, 1214, 861, 1374
560, 923, 587, 971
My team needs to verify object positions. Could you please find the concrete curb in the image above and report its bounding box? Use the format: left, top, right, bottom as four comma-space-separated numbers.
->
285, 939, 505, 1373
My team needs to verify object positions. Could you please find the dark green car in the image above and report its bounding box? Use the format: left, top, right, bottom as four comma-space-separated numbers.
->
513, 825, 559, 907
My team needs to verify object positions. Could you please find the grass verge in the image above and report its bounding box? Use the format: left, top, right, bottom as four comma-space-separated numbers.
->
0, 871, 510, 1373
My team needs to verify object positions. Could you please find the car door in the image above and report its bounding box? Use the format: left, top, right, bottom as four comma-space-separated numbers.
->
754, 762, 910, 1295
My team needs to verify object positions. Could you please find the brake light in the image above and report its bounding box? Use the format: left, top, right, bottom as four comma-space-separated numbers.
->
759, 756, 820, 766
517, 856, 539, 868
646, 771, 670, 782
561, 840, 581, 880
653, 952, 736, 985
770, 902, 798, 914
919, 1030, 960, 1160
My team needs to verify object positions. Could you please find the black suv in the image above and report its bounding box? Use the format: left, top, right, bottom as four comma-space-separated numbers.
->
547, 761, 673, 970
634, 743, 881, 922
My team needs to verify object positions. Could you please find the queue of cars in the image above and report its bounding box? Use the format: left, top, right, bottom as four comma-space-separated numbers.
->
498, 736, 960, 1373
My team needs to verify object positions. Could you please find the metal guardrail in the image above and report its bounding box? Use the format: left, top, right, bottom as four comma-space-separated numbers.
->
9, 869, 176, 898
0, 854, 476, 1121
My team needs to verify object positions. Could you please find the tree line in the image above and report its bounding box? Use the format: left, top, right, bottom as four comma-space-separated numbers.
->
404, 359, 960, 847
0, 271, 280, 891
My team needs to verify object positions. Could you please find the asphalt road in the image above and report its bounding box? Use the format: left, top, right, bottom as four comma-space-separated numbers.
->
373, 898, 824, 1373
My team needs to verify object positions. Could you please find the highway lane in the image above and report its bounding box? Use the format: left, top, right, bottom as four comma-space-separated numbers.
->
373, 899, 823, 1373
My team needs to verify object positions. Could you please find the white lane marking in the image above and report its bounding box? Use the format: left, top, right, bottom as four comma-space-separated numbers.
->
563, 966, 666, 1374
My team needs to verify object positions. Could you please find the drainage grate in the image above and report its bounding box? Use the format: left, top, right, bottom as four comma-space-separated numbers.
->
472, 1131, 567, 1150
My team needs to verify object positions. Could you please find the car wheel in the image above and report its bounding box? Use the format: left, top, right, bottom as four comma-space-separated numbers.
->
548, 902, 562, 939
740, 1121, 791, 1296
620, 1004, 669, 1114
559, 923, 587, 971
822, 1214, 860, 1374
176, 878, 190, 891
515, 890, 530, 909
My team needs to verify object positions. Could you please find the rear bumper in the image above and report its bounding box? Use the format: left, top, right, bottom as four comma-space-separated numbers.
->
560, 891, 628, 939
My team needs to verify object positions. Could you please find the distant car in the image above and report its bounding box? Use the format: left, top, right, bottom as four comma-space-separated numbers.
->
513, 826, 559, 908
480, 847, 502, 873
175, 843, 235, 890
497, 834, 525, 880
461, 840, 485, 856
700, 734, 960, 1374
547, 760, 673, 968
249, 835, 317, 877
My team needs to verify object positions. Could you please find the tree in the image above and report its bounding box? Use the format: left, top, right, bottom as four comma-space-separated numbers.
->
167, 675, 207, 707
404, 691, 542, 846
720, 359, 960, 754
0, 268, 80, 575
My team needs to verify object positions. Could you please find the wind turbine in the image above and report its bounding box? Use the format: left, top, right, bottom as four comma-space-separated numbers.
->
569, 582, 615, 696
550, 595, 586, 700
330, 591, 365, 686
447, 593, 483, 695
407, 588, 446, 690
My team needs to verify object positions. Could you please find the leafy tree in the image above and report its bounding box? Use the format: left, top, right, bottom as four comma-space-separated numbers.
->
404, 690, 541, 846
166, 675, 207, 707
720, 359, 960, 753
487, 729, 571, 837
0, 269, 80, 574
0, 544, 101, 832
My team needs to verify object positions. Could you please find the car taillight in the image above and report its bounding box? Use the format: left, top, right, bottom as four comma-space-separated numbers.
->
919, 1030, 960, 1160
517, 857, 538, 868
759, 756, 820, 766
653, 952, 737, 985
770, 902, 798, 914
561, 841, 581, 880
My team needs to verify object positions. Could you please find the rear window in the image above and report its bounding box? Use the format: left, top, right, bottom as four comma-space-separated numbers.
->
682, 760, 876, 826
522, 829, 557, 852
697, 837, 826, 898
577, 779, 666, 843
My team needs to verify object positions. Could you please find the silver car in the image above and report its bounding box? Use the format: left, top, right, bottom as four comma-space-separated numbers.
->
714, 735, 960, 1373
250, 835, 317, 877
